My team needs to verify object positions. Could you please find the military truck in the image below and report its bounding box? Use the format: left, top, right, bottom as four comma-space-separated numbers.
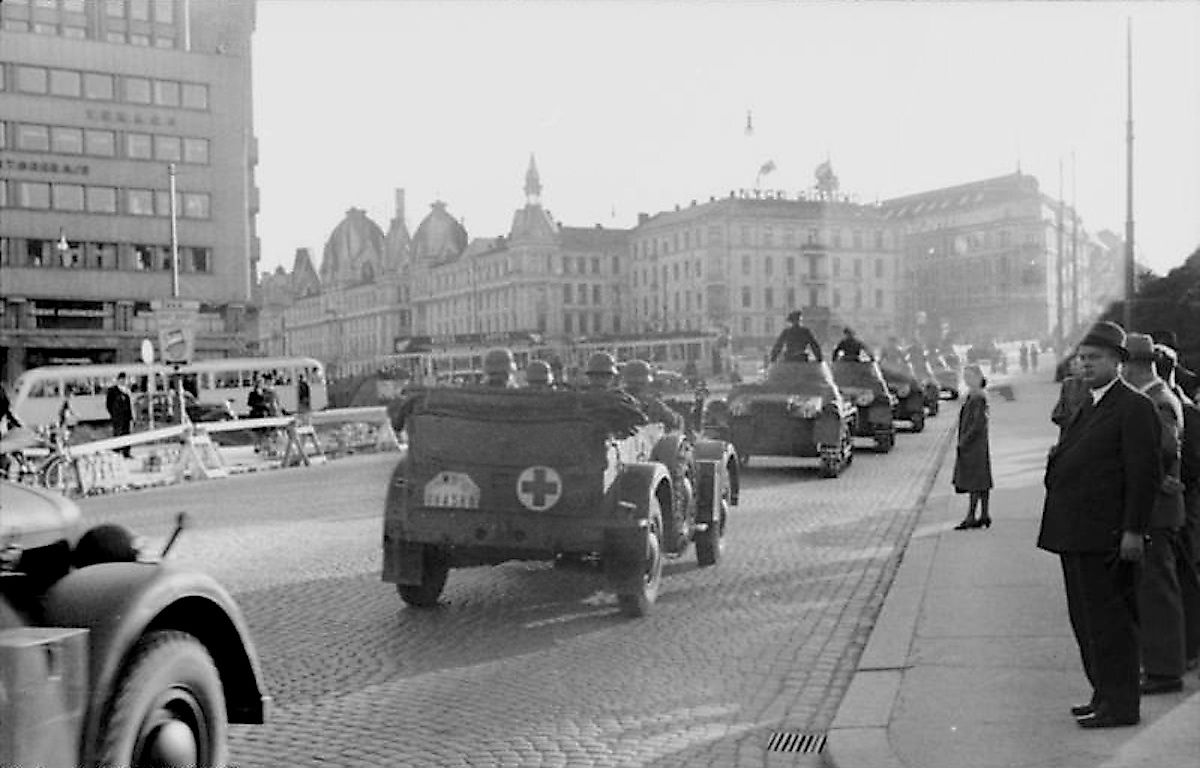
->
831, 358, 898, 453
382, 387, 739, 617
0, 480, 268, 768
723, 360, 856, 477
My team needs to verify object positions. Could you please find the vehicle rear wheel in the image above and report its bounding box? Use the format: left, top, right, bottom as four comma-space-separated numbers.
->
96, 630, 227, 768
873, 428, 894, 453
396, 547, 450, 608
928, 396, 940, 417
910, 411, 925, 433
617, 499, 664, 617
819, 444, 842, 478
695, 465, 726, 567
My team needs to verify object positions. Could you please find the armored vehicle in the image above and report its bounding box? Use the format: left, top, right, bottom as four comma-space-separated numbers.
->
931, 353, 963, 400
0, 480, 268, 768
724, 361, 855, 477
381, 387, 738, 618
832, 358, 898, 452
879, 360, 927, 433
908, 350, 942, 417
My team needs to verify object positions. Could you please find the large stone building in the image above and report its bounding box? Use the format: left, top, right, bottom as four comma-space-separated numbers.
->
0, 0, 260, 383
883, 172, 1123, 347
630, 164, 905, 352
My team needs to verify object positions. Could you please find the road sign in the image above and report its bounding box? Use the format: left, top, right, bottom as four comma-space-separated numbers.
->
151, 299, 200, 364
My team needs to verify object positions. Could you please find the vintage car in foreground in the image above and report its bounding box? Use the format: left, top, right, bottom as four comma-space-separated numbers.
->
0, 479, 268, 768
382, 386, 739, 617
879, 360, 927, 433
832, 358, 898, 452
722, 361, 855, 477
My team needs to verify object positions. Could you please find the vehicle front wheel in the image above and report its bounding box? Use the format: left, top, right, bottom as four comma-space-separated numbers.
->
40, 456, 82, 498
396, 547, 450, 608
97, 630, 227, 768
910, 411, 926, 433
695, 464, 727, 567
874, 428, 894, 453
818, 444, 842, 478
617, 500, 664, 617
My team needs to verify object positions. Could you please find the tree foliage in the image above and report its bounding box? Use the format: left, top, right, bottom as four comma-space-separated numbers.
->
1101, 246, 1200, 369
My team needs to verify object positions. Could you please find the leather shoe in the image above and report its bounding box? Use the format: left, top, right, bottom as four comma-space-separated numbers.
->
1076, 712, 1139, 729
1070, 703, 1095, 717
1140, 676, 1183, 695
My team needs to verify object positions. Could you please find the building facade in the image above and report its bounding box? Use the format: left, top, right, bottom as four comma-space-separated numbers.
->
0, 0, 259, 383
630, 170, 905, 353
884, 173, 1123, 347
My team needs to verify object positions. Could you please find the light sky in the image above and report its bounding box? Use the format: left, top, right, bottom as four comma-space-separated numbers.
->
252, 0, 1200, 278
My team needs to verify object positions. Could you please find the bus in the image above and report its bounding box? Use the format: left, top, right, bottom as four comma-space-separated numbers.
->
9, 356, 328, 428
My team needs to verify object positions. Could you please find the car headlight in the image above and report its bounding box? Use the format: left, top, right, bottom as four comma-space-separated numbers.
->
855, 392, 875, 407
787, 396, 823, 418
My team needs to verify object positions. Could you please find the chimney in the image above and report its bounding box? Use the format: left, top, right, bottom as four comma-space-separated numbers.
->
394, 188, 406, 220
638, 212, 650, 225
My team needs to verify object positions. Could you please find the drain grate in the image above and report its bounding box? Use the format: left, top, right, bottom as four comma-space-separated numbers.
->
766, 731, 827, 754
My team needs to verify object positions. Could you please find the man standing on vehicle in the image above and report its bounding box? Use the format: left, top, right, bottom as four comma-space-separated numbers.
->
620, 360, 684, 431
483, 348, 518, 389
105, 372, 133, 458
769, 310, 822, 363
833, 327, 870, 362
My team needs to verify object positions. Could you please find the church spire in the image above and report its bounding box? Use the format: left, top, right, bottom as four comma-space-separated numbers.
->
524, 153, 542, 206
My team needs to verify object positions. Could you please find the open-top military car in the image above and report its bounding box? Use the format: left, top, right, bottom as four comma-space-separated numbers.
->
832, 357, 897, 452
879, 360, 927, 433
0, 479, 268, 768
382, 387, 739, 618
723, 361, 855, 477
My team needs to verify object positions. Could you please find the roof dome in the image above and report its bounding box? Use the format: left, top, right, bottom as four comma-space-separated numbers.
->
412, 201, 468, 262
319, 207, 386, 288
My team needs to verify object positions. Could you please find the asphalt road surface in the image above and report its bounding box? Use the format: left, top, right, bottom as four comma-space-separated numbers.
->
79, 411, 955, 768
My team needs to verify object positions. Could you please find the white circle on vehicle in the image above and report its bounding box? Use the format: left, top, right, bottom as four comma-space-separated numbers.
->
516, 465, 562, 511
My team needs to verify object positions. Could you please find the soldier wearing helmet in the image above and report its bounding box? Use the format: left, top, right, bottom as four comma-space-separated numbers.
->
583, 351, 619, 390
524, 359, 555, 390
483, 348, 517, 389
621, 359, 685, 431
769, 309, 823, 363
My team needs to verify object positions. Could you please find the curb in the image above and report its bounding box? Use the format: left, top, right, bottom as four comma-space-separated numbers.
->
824, 418, 956, 768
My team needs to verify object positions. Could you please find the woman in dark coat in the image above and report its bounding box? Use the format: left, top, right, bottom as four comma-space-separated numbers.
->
953, 365, 994, 529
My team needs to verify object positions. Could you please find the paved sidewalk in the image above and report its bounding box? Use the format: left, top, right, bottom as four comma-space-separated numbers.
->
826, 374, 1200, 768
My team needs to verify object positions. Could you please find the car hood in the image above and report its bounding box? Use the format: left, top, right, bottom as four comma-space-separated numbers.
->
0, 480, 82, 551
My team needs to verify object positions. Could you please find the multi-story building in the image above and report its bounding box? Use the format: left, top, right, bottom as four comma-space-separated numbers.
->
884, 172, 1121, 347
630, 169, 904, 353
0, 0, 259, 383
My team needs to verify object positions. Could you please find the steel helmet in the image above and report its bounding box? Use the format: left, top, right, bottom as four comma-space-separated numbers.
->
585, 351, 618, 377
525, 359, 553, 386
483, 347, 516, 375
622, 359, 654, 387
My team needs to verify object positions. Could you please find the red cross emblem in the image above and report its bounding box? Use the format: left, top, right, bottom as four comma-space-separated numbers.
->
516, 465, 562, 511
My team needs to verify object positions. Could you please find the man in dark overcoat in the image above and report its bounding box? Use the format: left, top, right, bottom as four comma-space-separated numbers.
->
105, 372, 133, 458
1037, 321, 1161, 728
769, 310, 822, 363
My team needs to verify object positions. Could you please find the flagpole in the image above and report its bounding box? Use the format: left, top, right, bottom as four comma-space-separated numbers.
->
1070, 151, 1079, 334
1056, 157, 1064, 354
1123, 18, 1135, 330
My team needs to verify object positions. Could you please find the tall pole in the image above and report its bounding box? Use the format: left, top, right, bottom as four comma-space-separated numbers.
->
1123, 18, 1135, 329
168, 162, 180, 299
1070, 151, 1079, 333
1056, 157, 1064, 353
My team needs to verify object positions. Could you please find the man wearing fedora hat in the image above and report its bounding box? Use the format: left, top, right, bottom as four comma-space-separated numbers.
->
1039, 321, 1162, 728
769, 309, 823, 364
1123, 333, 1195, 695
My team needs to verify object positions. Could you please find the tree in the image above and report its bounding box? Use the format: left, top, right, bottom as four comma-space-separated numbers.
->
1101, 245, 1200, 369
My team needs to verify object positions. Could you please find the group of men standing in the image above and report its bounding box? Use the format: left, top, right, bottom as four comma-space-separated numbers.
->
1041, 321, 1200, 728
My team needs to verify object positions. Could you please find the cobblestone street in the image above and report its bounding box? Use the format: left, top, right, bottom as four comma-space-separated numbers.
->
79, 411, 955, 768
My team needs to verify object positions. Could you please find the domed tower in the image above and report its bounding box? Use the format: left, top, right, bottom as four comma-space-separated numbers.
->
412, 201, 469, 263
383, 188, 412, 274
318, 207, 387, 288
509, 153, 557, 243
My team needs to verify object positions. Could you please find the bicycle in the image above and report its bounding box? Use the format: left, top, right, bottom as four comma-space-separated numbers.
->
0, 424, 82, 497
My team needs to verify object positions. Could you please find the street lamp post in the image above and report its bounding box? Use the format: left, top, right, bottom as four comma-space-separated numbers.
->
168, 163, 180, 299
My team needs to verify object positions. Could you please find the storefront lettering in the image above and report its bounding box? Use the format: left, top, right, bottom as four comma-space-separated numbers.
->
1, 157, 91, 176
84, 108, 175, 128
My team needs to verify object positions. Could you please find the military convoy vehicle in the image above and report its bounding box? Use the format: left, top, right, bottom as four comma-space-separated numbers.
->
0, 480, 268, 768
879, 360, 928, 433
722, 361, 855, 477
908, 350, 942, 417
832, 358, 898, 453
931, 353, 964, 400
381, 387, 739, 618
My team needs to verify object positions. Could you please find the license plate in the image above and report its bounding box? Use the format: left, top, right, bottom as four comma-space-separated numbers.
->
423, 471, 481, 509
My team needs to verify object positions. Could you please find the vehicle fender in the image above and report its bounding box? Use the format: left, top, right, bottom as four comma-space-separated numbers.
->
814, 410, 844, 445
41, 562, 269, 762
648, 432, 690, 473
693, 438, 739, 505
605, 463, 669, 585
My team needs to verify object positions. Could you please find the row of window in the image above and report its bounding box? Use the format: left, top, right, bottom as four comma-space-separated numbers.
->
5, 0, 175, 22
561, 312, 619, 337
1, 62, 208, 110
0, 236, 212, 273
3, 121, 209, 164
2, 179, 210, 218
737, 286, 887, 311
634, 224, 896, 260
562, 283, 617, 306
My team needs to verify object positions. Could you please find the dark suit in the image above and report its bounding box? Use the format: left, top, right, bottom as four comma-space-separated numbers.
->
1038, 378, 1161, 720
105, 384, 133, 457
770, 325, 822, 363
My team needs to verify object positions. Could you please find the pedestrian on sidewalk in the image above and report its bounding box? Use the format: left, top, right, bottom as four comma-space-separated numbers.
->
1038, 321, 1162, 729
1020, 343, 1030, 373
953, 364, 993, 530
1123, 334, 1190, 695
105, 372, 133, 458
1030, 343, 1040, 373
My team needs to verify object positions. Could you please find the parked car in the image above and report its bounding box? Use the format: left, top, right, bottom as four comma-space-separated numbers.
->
133, 390, 235, 426
0, 480, 268, 767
